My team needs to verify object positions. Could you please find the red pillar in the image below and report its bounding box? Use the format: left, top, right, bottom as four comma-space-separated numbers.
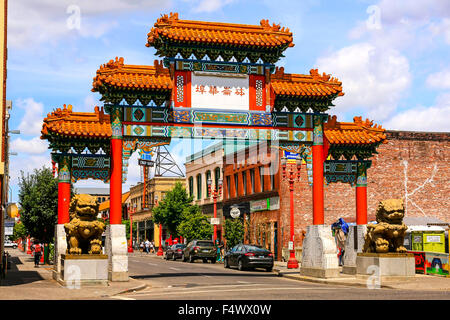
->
110, 138, 123, 225
57, 182, 71, 224
57, 156, 71, 224
312, 115, 325, 225
356, 161, 369, 225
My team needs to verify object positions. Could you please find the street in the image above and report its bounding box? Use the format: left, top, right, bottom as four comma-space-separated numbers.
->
109, 254, 450, 300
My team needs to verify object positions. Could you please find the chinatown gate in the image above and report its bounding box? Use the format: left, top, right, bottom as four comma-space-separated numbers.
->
41, 13, 386, 281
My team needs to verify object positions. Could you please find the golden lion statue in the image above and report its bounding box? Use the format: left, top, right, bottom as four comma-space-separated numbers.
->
64, 194, 105, 255
363, 199, 408, 254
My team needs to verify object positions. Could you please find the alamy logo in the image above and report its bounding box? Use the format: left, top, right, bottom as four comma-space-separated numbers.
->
66, 264, 81, 289
366, 265, 381, 289
66, 5, 81, 31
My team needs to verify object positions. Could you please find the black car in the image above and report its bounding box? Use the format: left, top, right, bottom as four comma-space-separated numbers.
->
165, 244, 186, 261
182, 240, 216, 263
224, 244, 274, 272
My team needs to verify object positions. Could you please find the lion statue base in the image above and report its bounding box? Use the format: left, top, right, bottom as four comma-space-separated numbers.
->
64, 194, 105, 255
363, 199, 408, 254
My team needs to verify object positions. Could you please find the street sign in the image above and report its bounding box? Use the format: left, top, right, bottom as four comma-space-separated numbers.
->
138, 159, 154, 167
230, 207, 240, 219
210, 218, 220, 225
288, 241, 293, 250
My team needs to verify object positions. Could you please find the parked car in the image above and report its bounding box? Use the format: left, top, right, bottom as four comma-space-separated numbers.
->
224, 244, 273, 272
165, 244, 186, 261
4, 240, 17, 249
182, 240, 216, 263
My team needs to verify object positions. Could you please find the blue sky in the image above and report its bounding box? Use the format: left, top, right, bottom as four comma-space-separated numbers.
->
6, 0, 450, 201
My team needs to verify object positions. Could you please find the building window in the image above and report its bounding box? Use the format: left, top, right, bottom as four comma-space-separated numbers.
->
242, 171, 247, 196
226, 176, 231, 199
259, 166, 265, 192
234, 173, 239, 197
271, 171, 276, 190
206, 170, 211, 197
188, 176, 194, 198
250, 168, 255, 193
196, 174, 202, 200
214, 167, 221, 189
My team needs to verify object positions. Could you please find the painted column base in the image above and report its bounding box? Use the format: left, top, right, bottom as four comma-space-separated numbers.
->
52, 224, 67, 281
105, 224, 129, 282
300, 225, 339, 278
342, 225, 367, 275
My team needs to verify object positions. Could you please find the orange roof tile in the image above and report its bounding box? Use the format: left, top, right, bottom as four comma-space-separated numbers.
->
147, 12, 294, 49
271, 68, 344, 98
324, 115, 387, 145
41, 104, 111, 139
99, 192, 130, 212
92, 57, 172, 92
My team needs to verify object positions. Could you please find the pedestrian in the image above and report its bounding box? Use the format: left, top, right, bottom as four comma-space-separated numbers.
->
335, 226, 347, 266
149, 241, 154, 254
140, 241, 144, 252
33, 240, 42, 267
144, 239, 150, 254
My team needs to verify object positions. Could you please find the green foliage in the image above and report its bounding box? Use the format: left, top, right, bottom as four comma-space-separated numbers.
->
123, 219, 137, 240
152, 182, 193, 237
18, 167, 59, 243
177, 205, 213, 242
11, 222, 27, 241
224, 218, 244, 249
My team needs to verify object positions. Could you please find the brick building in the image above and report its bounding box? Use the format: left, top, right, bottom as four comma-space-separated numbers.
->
222, 129, 449, 261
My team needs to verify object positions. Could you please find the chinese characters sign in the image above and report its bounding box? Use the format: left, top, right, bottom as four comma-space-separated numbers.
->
191, 73, 250, 110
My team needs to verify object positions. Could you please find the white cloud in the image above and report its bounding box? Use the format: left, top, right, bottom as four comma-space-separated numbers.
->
16, 98, 45, 136
10, 137, 48, 155
426, 69, 450, 89
316, 43, 411, 121
383, 92, 450, 132
8, 0, 171, 48
9, 154, 51, 186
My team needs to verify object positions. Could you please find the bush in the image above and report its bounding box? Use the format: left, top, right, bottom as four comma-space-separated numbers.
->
224, 218, 244, 249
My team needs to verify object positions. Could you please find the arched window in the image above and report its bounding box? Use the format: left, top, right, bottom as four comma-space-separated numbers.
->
214, 167, 221, 189
188, 176, 194, 198
196, 174, 202, 200
206, 170, 211, 197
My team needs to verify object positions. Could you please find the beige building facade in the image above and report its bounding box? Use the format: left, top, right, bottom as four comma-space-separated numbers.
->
185, 142, 225, 240
129, 176, 185, 246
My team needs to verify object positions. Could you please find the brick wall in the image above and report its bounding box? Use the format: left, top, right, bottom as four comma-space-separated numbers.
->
279, 130, 450, 249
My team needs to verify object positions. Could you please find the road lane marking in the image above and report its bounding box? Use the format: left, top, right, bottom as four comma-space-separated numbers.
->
110, 296, 136, 300
169, 267, 181, 271
123, 286, 349, 297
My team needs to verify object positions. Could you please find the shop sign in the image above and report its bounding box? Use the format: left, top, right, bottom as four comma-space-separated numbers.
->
230, 207, 241, 219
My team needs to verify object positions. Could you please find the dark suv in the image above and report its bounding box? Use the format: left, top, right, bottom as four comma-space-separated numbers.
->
182, 240, 216, 263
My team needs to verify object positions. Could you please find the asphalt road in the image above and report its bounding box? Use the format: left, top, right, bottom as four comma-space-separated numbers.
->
109, 254, 450, 300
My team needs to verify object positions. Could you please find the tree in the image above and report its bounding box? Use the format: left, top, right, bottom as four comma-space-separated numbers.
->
18, 167, 58, 244
11, 221, 27, 241
177, 205, 213, 242
152, 182, 193, 237
224, 218, 244, 249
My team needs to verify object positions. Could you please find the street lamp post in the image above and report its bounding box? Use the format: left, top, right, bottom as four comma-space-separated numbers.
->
207, 178, 222, 243
127, 203, 134, 253
155, 195, 164, 256
281, 156, 302, 269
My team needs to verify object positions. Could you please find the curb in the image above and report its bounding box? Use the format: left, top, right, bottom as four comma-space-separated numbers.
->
273, 268, 395, 289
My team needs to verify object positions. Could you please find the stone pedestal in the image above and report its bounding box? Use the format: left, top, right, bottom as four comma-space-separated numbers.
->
356, 253, 415, 280
300, 225, 339, 278
342, 225, 367, 275
52, 224, 67, 281
59, 254, 108, 287
105, 224, 129, 282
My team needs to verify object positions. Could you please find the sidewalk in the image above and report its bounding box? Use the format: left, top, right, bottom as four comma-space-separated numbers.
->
0, 249, 147, 300
273, 261, 450, 291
